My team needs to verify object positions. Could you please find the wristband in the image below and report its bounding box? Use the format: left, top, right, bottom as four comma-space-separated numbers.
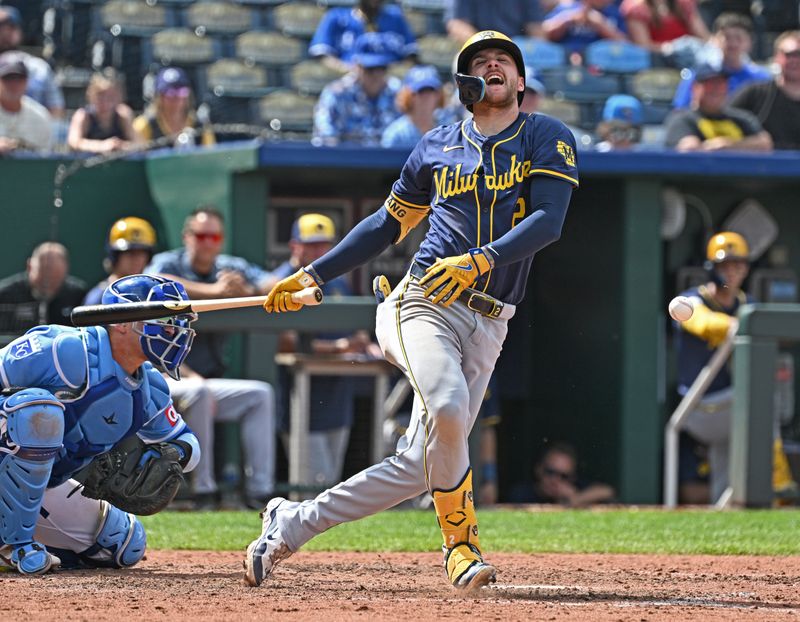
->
169, 440, 191, 467
304, 264, 325, 286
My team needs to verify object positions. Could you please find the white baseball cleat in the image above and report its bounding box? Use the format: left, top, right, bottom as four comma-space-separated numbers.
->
443, 543, 496, 592
453, 560, 496, 592
243, 497, 293, 587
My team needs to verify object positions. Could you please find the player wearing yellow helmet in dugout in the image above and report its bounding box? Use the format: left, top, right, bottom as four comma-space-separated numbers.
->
674, 231, 795, 505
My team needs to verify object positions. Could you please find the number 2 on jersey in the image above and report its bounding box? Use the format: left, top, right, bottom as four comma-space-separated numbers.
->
512, 198, 525, 228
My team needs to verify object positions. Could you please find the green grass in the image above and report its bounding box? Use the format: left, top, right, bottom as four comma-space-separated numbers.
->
140, 507, 800, 555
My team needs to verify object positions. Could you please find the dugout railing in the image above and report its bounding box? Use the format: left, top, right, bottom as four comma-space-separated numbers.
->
664, 303, 800, 508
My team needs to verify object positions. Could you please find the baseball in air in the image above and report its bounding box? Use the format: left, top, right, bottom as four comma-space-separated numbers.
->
669, 296, 694, 322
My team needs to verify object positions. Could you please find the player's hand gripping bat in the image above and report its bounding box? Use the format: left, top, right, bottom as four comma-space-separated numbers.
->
70, 287, 323, 326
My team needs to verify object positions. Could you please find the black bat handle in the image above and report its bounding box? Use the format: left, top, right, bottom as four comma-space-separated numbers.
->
70, 301, 184, 326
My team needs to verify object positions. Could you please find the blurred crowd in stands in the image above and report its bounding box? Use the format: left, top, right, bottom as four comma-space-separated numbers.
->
0, 0, 797, 155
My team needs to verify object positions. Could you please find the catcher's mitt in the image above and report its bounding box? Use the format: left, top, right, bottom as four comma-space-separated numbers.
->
79, 436, 184, 515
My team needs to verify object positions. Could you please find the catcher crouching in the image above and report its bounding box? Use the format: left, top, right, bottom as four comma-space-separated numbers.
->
0, 274, 200, 574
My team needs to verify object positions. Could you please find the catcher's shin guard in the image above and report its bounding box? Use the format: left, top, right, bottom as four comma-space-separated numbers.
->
432, 468, 496, 590
79, 505, 146, 568
0, 389, 64, 575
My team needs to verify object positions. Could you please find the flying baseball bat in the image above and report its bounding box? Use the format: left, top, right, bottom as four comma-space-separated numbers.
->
70, 287, 323, 327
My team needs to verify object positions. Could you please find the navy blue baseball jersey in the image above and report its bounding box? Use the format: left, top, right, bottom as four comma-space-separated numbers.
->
387, 112, 578, 305
675, 285, 753, 395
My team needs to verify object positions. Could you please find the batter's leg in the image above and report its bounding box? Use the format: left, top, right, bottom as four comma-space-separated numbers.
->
244, 396, 429, 586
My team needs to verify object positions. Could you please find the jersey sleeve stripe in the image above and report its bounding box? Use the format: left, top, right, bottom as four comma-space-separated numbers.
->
138, 419, 186, 444
390, 192, 429, 210
529, 168, 579, 186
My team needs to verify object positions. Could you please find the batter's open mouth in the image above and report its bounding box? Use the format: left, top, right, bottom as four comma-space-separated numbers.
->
486, 74, 504, 85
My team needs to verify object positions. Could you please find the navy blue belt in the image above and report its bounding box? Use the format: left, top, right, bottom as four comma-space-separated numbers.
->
409, 263, 505, 319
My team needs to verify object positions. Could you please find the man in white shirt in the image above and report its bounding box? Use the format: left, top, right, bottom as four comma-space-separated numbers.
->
0, 52, 52, 153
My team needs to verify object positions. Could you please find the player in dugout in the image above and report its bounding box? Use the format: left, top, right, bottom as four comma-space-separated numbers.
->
244, 30, 578, 591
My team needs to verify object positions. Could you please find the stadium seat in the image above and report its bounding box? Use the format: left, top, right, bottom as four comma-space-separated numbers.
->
43, 1, 94, 66
538, 67, 620, 103
290, 59, 346, 96
513, 37, 567, 71
185, 2, 256, 36
236, 31, 305, 67
641, 102, 672, 125
99, 0, 173, 37
206, 59, 269, 96
56, 65, 94, 111
232, 0, 292, 5
273, 3, 327, 39
255, 89, 317, 132
759, 0, 800, 32
150, 28, 221, 66
641, 124, 667, 147
236, 31, 306, 87
417, 35, 460, 73
755, 31, 781, 62
585, 40, 651, 74
537, 97, 581, 127
627, 68, 682, 103
401, 0, 447, 11
404, 10, 429, 39
315, 0, 357, 6
388, 60, 415, 81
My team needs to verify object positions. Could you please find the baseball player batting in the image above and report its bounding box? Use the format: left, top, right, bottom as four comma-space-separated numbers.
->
244, 30, 579, 591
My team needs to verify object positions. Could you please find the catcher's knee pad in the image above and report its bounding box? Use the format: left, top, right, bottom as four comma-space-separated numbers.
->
0, 389, 64, 546
76, 505, 146, 568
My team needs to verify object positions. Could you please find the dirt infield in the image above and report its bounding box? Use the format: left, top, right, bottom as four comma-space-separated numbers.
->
3, 551, 800, 620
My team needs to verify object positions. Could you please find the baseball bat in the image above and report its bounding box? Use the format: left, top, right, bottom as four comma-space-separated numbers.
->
70, 287, 323, 327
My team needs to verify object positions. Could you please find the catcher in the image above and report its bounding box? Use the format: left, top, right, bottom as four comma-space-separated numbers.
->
0, 274, 201, 575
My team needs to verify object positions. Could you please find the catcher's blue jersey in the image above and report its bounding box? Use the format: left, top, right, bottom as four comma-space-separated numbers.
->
0, 325, 191, 487
390, 112, 578, 304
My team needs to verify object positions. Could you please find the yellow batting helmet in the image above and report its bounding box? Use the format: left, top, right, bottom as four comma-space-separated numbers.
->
291, 213, 336, 243
456, 30, 526, 106
706, 231, 749, 263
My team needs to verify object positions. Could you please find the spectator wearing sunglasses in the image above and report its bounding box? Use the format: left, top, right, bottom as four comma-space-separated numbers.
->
133, 67, 215, 148
508, 442, 616, 507
730, 30, 800, 150
594, 94, 644, 151
145, 206, 277, 510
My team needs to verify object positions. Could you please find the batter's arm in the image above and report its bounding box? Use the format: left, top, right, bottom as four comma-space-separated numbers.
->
485, 176, 574, 267
310, 208, 400, 284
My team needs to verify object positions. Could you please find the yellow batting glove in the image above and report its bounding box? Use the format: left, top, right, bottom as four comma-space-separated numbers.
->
263, 267, 320, 314
418, 247, 494, 307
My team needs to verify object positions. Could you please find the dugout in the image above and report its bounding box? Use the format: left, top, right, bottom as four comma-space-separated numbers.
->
2, 145, 799, 504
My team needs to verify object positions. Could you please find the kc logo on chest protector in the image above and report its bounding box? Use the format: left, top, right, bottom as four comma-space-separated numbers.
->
10, 336, 42, 359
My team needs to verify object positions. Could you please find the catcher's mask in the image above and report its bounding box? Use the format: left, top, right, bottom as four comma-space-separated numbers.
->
455, 30, 525, 111
102, 274, 196, 379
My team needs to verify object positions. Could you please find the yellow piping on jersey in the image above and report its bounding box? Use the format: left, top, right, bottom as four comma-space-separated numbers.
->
529, 168, 579, 186
460, 120, 484, 248
484, 118, 527, 292
395, 278, 433, 492
390, 192, 430, 210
